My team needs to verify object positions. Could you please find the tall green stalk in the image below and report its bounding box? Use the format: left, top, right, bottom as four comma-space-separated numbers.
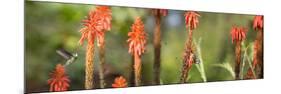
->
194, 38, 207, 82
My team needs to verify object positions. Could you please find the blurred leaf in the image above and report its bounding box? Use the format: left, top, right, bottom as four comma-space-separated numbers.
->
213, 62, 235, 79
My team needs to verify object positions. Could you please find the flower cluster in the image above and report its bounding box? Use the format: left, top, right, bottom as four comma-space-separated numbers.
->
184, 11, 200, 30
79, 6, 112, 46
230, 26, 247, 43
127, 17, 147, 56
112, 76, 128, 88
253, 15, 263, 31
48, 64, 70, 92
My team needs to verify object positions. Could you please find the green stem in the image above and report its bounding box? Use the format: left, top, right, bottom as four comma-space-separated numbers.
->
194, 38, 207, 82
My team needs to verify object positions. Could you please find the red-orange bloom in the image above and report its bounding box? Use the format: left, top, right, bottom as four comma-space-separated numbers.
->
152, 9, 168, 16
112, 76, 128, 88
127, 17, 147, 56
185, 11, 200, 30
230, 26, 247, 43
79, 6, 112, 46
253, 15, 263, 31
48, 64, 70, 92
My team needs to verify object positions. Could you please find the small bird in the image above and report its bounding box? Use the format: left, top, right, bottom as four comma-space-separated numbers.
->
56, 48, 78, 66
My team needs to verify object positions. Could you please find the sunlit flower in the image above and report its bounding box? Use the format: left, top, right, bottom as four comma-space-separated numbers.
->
79, 6, 112, 46
230, 26, 247, 43
112, 76, 128, 88
48, 64, 70, 92
127, 17, 147, 56
253, 15, 263, 31
184, 11, 200, 30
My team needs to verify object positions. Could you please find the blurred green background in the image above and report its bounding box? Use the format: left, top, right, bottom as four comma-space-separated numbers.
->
25, 1, 258, 93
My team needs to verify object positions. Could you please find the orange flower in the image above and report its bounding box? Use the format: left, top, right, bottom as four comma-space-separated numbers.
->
230, 26, 247, 43
48, 64, 70, 92
253, 15, 263, 31
127, 17, 147, 56
79, 6, 112, 46
112, 76, 128, 88
152, 9, 168, 16
184, 11, 200, 30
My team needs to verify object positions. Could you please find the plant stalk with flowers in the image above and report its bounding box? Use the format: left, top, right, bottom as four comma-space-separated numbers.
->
245, 15, 263, 79
180, 11, 200, 83
79, 6, 112, 89
230, 26, 247, 80
252, 15, 263, 78
152, 9, 168, 85
95, 6, 112, 88
127, 17, 147, 86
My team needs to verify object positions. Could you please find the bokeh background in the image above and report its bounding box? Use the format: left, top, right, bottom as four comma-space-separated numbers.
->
25, 1, 258, 93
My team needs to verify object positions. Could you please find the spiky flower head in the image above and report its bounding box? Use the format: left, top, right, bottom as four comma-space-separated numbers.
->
127, 17, 147, 56
48, 64, 70, 92
230, 26, 247, 43
79, 6, 112, 46
253, 15, 263, 31
185, 11, 200, 30
112, 76, 128, 88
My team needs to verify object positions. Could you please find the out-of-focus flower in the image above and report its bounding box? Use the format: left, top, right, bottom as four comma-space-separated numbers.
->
230, 26, 247, 43
253, 15, 263, 31
48, 64, 70, 92
185, 11, 200, 30
112, 76, 128, 88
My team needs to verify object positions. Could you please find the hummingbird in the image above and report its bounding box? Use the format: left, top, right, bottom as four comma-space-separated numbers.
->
56, 48, 78, 66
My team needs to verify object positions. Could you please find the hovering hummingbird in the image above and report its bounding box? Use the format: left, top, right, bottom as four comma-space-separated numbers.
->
56, 48, 78, 66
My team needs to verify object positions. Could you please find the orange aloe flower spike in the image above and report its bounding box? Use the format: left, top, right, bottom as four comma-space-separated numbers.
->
253, 15, 263, 31
230, 26, 247, 43
127, 17, 147, 56
48, 64, 70, 92
79, 6, 112, 46
185, 11, 200, 30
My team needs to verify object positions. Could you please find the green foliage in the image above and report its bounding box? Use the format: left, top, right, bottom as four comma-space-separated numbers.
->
213, 62, 235, 79
194, 38, 207, 82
